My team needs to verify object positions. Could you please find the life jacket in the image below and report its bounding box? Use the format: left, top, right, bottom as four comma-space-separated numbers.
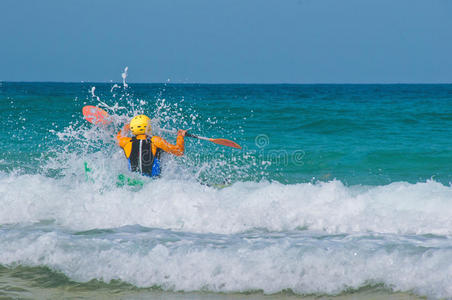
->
128, 137, 162, 177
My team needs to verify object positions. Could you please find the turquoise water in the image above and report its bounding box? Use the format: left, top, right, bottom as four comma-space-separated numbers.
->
2, 83, 451, 184
0, 82, 451, 299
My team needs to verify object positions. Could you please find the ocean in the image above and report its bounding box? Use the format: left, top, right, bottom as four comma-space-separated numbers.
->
0, 82, 451, 299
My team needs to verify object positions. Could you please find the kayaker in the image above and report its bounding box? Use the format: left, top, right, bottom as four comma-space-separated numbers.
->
116, 114, 186, 177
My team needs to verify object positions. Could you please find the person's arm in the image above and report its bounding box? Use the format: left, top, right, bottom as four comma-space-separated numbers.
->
116, 124, 131, 148
152, 130, 186, 156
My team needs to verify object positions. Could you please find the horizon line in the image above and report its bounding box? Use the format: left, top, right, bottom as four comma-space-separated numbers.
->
2, 80, 452, 85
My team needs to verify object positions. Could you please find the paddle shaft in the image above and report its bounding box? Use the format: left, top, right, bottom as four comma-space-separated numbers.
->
186, 132, 210, 141
158, 128, 209, 141
157, 127, 241, 149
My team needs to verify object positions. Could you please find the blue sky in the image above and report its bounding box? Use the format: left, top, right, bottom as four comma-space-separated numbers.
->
1, 0, 451, 83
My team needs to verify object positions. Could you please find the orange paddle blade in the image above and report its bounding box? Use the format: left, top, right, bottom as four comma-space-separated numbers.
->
82, 105, 112, 125
209, 138, 242, 149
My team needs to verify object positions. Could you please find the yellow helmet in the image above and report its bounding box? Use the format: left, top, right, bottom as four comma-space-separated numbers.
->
129, 114, 151, 136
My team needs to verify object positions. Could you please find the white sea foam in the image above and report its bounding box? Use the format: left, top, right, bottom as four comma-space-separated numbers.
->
0, 172, 451, 235
0, 226, 451, 298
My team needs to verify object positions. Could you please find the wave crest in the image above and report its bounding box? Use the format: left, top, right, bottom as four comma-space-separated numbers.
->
1, 174, 451, 235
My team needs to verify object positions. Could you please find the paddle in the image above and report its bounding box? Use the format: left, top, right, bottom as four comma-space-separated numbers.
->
82, 105, 112, 125
82, 105, 242, 149
158, 127, 242, 149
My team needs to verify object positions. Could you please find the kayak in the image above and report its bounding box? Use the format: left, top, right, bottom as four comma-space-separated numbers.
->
84, 162, 144, 187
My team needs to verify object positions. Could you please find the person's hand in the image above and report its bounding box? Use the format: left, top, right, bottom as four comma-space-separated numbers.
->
123, 123, 130, 132
177, 129, 187, 137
